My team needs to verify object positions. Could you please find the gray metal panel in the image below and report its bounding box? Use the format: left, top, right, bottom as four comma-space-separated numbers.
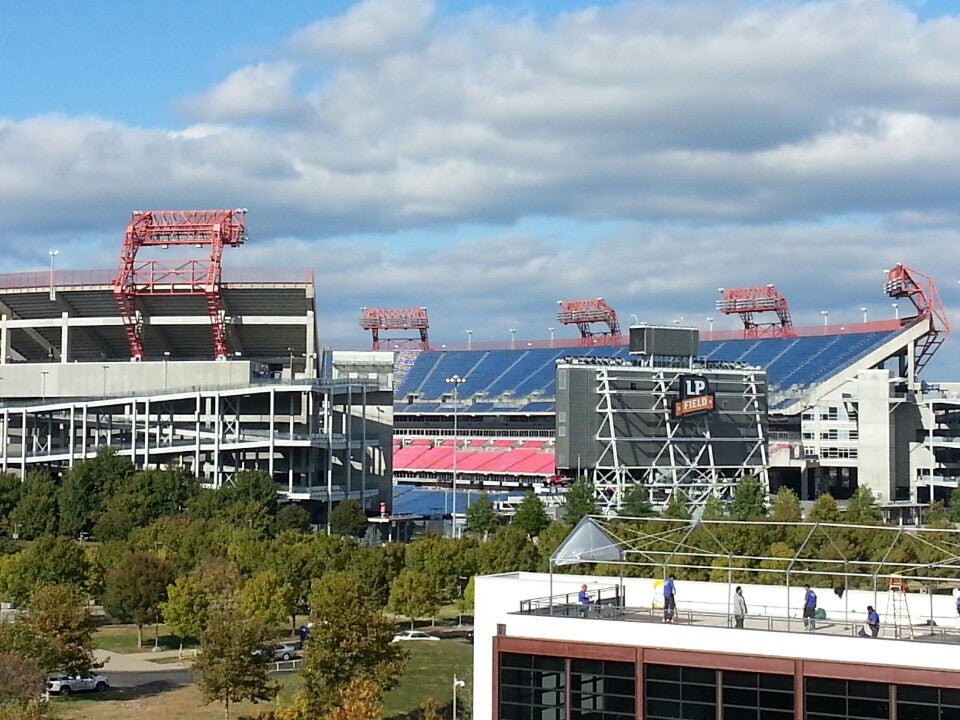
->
555, 365, 601, 470
629, 326, 699, 357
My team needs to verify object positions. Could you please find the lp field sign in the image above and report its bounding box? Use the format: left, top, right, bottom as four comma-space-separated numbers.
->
673, 375, 716, 419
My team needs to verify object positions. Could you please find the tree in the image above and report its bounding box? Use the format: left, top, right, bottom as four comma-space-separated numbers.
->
274, 504, 311, 534
405, 534, 476, 602
321, 680, 384, 720
0, 651, 44, 706
302, 572, 407, 714
102, 551, 175, 648
329, 500, 368, 539
465, 494, 499, 537
770, 487, 802, 522
729, 476, 767, 521
618, 485, 654, 519
239, 571, 296, 628
193, 602, 277, 720
59, 447, 134, 538
456, 576, 475, 623
844, 486, 882, 525
806, 493, 841, 523
701, 495, 725, 520
473, 525, 540, 575
388, 571, 440, 628
0, 537, 90, 606
8, 473, 58, 540
662, 491, 691, 520
927, 500, 952, 529
512, 493, 550, 535
563, 481, 597, 526
0, 475, 21, 531
24, 584, 97, 675
160, 574, 211, 653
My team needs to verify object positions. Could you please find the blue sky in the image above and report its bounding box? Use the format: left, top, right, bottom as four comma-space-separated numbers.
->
1, 0, 960, 376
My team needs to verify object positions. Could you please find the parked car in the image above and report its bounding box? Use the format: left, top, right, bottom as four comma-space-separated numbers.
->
273, 642, 298, 661
47, 673, 109, 695
391, 630, 440, 643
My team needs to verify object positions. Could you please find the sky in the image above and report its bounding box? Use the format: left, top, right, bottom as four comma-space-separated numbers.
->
2, 0, 960, 376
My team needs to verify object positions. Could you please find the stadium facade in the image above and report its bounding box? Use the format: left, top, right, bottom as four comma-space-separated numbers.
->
0, 215, 393, 524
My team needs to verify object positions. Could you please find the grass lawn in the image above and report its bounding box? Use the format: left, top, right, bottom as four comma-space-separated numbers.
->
57, 638, 472, 720
93, 624, 185, 654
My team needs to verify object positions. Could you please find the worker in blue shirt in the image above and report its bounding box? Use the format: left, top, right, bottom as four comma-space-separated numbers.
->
578, 584, 592, 616
663, 574, 677, 623
859, 606, 880, 637
802, 585, 817, 631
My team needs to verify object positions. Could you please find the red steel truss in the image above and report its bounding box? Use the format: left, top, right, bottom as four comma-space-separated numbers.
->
360, 307, 430, 350
884, 263, 950, 374
556, 298, 621, 341
113, 209, 247, 360
715, 285, 796, 338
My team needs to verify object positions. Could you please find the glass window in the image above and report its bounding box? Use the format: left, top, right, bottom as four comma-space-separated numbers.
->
571, 659, 635, 720
898, 684, 960, 720
721, 670, 793, 720
646, 664, 716, 720
806, 678, 889, 720
499, 653, 566, 720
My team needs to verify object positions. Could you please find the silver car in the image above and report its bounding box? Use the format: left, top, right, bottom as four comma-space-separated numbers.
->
47, 673, 109, 695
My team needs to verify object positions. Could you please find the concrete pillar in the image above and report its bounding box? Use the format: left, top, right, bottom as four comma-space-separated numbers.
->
1, 314, 8, 365
61, 312, 69, 363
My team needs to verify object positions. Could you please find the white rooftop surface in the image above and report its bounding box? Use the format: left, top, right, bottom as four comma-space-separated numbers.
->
474, 571, 960, 720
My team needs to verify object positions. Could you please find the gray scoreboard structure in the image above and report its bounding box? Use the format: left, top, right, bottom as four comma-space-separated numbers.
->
555, 327, 768, 513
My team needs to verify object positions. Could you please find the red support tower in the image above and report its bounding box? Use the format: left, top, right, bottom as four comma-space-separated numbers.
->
360, 307, 430, 350
113, 209, 247, 361
715, 285, 796, 339
884, 263, 950, 374
556, 298, 621, 341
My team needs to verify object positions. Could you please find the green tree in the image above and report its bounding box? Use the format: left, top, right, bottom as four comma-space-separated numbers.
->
729, 475, 767, 521
352, 544, 406, 611
193, 602, 277, 720
302, 572, 407, 714
274, 504, 311, 534
0, 537, 90, 606
9, 473, 59, 540
465, 494, 499, 537
618, 485, 654, 519
329, 500, 368, 539
844, 486, 882, 525
0, 475, 21, 531
388, 571, 440, 628
404, 534, 476, 602
239, 571, 296, 628
160, 574, 211, 653
102, 551, 175, 648
473, 525, 540, 575
59, 447, 134, 538
456, 576, 475, 623
927, 500, 952, 529
563, 481, 597, 526
701, 495, 725, 520
512, 493, 550, 535
24, 584, 97, 675
806, 493, 841, 523
770, 487, 802, 522
662, 491, 691, 520
948, 488, 960, 524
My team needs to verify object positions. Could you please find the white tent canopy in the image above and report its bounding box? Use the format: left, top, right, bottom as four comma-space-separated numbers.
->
550, 516, 624, 566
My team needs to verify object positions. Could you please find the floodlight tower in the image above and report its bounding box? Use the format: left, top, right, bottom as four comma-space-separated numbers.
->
884, 264, 950, 374
715, 284, 796, 339
113, 209, 247, 361
556, 298, 621, 345
359, 307, 430, 350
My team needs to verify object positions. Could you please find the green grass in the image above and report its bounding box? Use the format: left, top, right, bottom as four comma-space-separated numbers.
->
94, 624, 195, 653
383, 639, 473, 718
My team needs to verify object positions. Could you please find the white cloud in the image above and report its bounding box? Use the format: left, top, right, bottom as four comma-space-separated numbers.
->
291, 0, 434, 59
179, 62, 307, 123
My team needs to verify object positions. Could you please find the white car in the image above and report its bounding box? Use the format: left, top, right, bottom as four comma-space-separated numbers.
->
391, 630, 440, 642
47, 673, 109, 695
273, 642, 298, 661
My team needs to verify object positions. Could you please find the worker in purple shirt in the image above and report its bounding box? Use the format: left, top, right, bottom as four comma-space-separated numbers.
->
663, 574, 677, 623
802, 585, 817, 631
578, 584, 592, 616
859, 606, 880, 638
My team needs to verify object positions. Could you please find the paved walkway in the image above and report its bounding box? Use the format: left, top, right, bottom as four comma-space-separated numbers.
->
95, 648, 194, 672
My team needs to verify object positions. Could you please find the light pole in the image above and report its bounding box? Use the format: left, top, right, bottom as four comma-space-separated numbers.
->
466, 329, 472, 350
630, 313, 638, 324
101, 364, 109, 397
509, 328, 516, 349
892, 302, 899, 320
548, 326, 555, 347
453, 675, 466, 720
163, 351, 170, 389
287, 347, 294, 379
860, 307, 868, 324
821, 310, 829, 329
48, 249, 59, 300
446, 374, 466, 538
707, 316, 714, 333
40, 370, 49, 401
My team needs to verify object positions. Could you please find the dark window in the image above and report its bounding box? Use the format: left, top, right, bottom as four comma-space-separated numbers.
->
645, 664, 716, 720
721, 670, 793, 720
806, 677, 889, 720
897, 683, 960, 720
570, 658, 635, 720
499, 652, 566, 720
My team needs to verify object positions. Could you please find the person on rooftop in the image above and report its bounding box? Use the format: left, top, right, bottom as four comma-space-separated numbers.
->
802, 585, 818, 631
663, 575, 677, 623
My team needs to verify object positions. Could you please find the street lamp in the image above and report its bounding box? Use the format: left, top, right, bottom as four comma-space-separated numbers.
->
446, 374, 467, 538
630, 313, 638, 324
48, 249, 59, 300
820, 310, 829, 329
509, 328, 516, 348
548, 326, 555, 347
707, 316, 714, 333
453, 675, 466, 720
466, 329, 472, 350
860, 307, 868, 324
892, 302, 899, 320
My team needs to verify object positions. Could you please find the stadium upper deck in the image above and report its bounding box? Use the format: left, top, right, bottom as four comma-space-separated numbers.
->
394, 323, 911, 414
0, 268, 315, 363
